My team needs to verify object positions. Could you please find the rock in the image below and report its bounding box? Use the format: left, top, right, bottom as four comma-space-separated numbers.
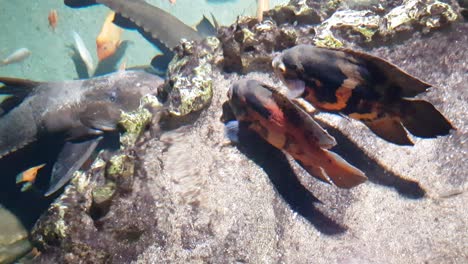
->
31, 1, 467, 263
165, 37, 222, 117
379, 0, 459, 38
0, 206, 32, 264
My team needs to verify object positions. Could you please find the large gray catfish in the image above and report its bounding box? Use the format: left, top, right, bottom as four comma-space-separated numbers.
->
0, 71, 163, 195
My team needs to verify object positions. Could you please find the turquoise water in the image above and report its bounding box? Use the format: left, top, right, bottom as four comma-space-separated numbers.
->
0, 0, 286, 81
0, 1, 290, 261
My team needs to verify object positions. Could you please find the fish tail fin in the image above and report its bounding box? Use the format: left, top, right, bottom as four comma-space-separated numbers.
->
364, 115, 413, 146
399, 99, 454, 139
301, 150, 367, 188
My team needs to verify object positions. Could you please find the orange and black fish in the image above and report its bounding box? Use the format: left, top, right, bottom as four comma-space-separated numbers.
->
226, 79, 367, 188
16, 164, 46, 192
272, 44, 454, 145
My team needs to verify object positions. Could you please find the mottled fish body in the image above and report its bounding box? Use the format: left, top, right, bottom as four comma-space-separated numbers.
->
273, 44, 454, 145
0, 48, 31, 66
227, 79, 367, 188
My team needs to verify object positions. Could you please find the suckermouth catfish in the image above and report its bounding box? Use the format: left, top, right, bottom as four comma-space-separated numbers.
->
0, 70, 164, 195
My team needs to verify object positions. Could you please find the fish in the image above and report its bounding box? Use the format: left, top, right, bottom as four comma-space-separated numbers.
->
48, 9, 58, 31
0, 70, 164, 195
227, 79, 367, 188
96, 11, 123, 62
72, 31, 95, 76
257, 0, 269, 22
65, 0, 217, 73
94, 0, 203, 49
169, 0, 176, 4
0, 48, 31, 66
272, 44, 454, 146
16, 164, 46, 192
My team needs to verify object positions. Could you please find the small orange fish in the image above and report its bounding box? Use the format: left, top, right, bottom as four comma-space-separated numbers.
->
16, 164, 46, 192
48, 9, 58, 31
96, 11, 123, 62
169, 0, 176, 4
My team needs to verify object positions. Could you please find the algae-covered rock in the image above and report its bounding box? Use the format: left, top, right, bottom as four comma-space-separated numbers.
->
30, 91, 163, 263
265, 1, 323, 25
166, 37, 221, 116
219, 17, 298, 73
314, 10, 380, 47
380, 0, 459, 37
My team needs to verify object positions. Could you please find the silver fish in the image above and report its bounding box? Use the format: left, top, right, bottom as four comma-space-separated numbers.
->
0, 48, 31, 66
72, 31, 95, 76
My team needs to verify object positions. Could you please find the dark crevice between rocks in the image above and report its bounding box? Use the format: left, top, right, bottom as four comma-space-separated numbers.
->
317, 120, 426, 199
232, 122, 347, 235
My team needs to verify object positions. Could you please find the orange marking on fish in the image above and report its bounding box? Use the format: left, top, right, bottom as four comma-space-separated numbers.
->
96, 12, 123, 62
48, 9, 58, 31
305, 86, 352, 111
17, 164, 46, 183
349, 111, 379, 121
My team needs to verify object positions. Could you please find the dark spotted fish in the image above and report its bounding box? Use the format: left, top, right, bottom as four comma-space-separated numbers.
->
227, 79, 367, 188
272, 44, 454, 145
0, 71, 163, 195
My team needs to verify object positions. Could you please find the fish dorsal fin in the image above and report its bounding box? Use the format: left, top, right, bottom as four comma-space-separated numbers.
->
333, 48, 431, 97
0, 77, 42, 116
0, 77, 41, 93
263, 84, 337, 149
195, 15, 217, 37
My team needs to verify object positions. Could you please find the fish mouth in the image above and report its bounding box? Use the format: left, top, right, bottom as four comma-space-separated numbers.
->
92, 121, 118, 131
272, 55, 305, 98
283, 79, 306, 99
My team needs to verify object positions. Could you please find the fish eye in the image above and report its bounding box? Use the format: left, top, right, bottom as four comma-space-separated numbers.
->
108, 91, 117, 102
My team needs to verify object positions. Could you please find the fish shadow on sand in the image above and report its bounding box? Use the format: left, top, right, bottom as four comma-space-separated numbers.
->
317, 120, 426, 199
234, 123, 347, 235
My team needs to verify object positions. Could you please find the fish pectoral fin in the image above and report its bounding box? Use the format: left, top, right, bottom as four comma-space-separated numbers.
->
271, 91, 336, 149
400, 99, 454, 138
300, 163, 333, 185
195, 15, 217, 37
44, 137, 102, 196
364, 116, 414, 146
321, 150, 367, 188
